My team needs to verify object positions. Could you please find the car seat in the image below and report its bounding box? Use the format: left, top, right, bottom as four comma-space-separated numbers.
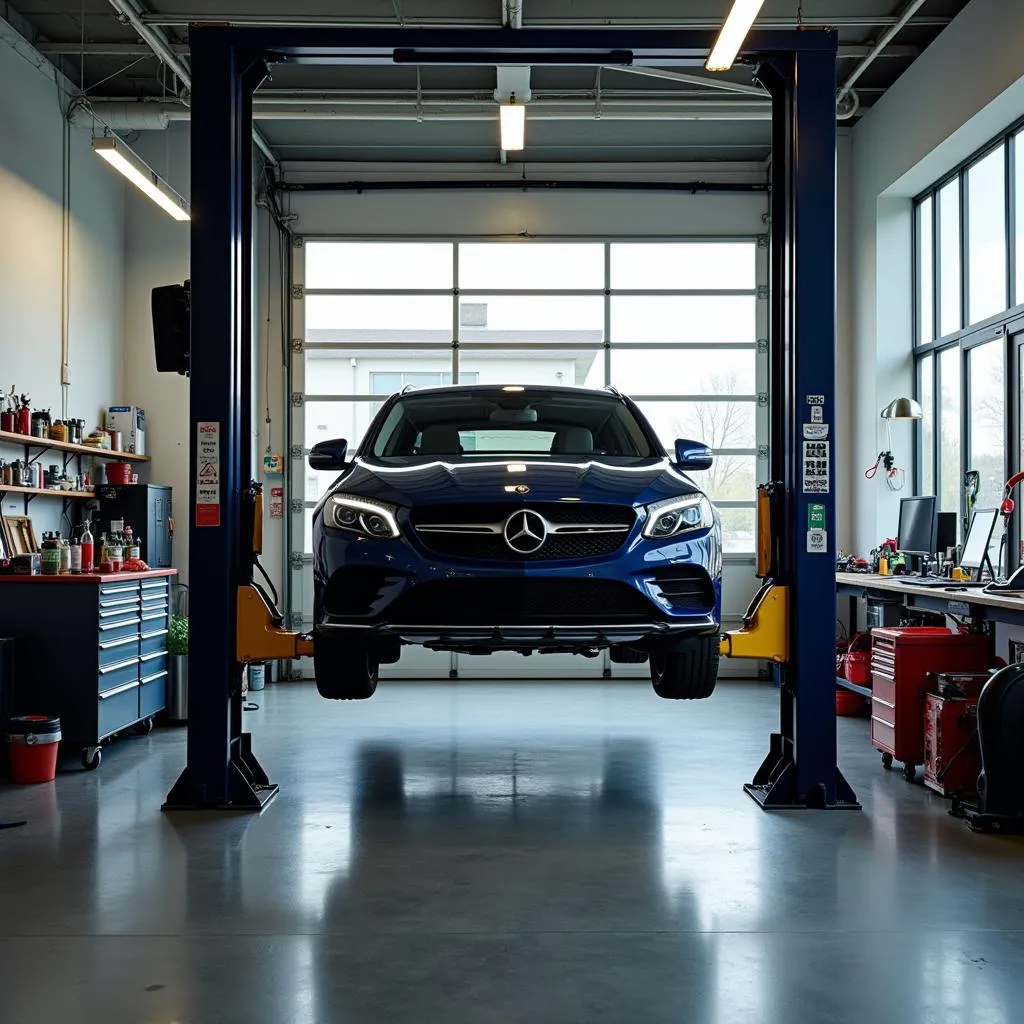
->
552, 426, 595, 454
418, 424, 463, 454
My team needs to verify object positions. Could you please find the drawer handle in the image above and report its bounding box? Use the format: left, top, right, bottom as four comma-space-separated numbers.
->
141, 671, 168, 685
100, 586, 138, 596
99, 617, 140, 632
99, 656, 140, 675
99, 636, 138, 651
141, 629, 169, 641
141, 612, 168, 622
141, 581, 169, 590
872, 697, 895, 710
140, 651, 166, 663
99, 679, 140, 700
100, 597, 138, 610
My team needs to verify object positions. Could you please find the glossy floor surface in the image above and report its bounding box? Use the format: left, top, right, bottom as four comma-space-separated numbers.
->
1, 681, 1023, 1024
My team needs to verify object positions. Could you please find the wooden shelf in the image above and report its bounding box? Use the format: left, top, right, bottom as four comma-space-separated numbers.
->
0, 429, 150, 463
0, 484, 95, 500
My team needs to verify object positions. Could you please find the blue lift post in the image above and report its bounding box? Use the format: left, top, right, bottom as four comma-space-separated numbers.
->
164, 26, 857, 812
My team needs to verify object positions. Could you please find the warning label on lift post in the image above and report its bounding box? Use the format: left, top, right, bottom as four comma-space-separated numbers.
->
196, 421, 221, 527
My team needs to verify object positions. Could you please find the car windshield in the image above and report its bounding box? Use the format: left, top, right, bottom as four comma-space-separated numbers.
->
369, 388, 656, 458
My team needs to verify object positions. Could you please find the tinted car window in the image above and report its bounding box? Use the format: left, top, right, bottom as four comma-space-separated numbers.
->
370, 389, 655, 458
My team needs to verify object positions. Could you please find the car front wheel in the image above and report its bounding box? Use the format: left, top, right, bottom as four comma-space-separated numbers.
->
314, 635, 379, 700
650, 636, 719, 700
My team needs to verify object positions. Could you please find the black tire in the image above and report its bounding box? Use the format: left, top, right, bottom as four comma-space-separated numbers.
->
82, 747, 101, 771
902, 761, 918, 783
881, 752, 894, 771
650, 636, 719, 700
609, 645, 649, 665
314, 635, 379, 700
133, 717, 154, 736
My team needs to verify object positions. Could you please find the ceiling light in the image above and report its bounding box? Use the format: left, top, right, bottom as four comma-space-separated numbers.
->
499, 96, 525, 151
706, 0, 766, 72
92, 135, 190, 222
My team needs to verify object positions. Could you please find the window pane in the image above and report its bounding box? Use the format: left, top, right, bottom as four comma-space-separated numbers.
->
304, 400, 377, 501
699, 456, 757, 503
938, 347, 961, 513
967, 146, 1007, 324
459, 296, 604, 340
917, 197, 934, 345
939, 179, 962, 337
610, 348, 756, 395
459, 349, 603, 388
1016, 131, 1024, 305
918, 355, 934, 495
720, 506, 755, 554
306, 295, 452, 337
610, 242, 756, 290
636, 399, 756, 451
611, 296, 756, 344
458, 244, 604, 290
305, 350, 453, 394
968, 340, 1006, 510
305, 242, 452, 290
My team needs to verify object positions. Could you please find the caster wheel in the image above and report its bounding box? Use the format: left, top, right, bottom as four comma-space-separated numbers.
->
902, 762, 918, 783
881, 752, 893, 770
133, 717, 154, 735
82, 747, 102, 771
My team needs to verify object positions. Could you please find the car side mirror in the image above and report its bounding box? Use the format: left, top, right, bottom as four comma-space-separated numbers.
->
674, 438, 714, 471
309, 438, 348, 471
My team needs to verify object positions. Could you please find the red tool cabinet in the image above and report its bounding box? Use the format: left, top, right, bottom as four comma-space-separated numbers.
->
870, 627, 990, 778
923, 693, 981, 797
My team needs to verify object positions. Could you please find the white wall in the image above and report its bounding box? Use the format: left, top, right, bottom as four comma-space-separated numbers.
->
0, 22, 126, 539
849, 0, 1024, 553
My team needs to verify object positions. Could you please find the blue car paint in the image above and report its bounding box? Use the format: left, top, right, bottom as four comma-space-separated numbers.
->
312, 454, 723, 636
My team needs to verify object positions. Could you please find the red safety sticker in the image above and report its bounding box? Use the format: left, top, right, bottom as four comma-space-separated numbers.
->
196, 421, 221, 527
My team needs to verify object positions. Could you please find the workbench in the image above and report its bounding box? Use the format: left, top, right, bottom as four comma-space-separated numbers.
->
835, 571, 1024, 697
0, 569, 177, 769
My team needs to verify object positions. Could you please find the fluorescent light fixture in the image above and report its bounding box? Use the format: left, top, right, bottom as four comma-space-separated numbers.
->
706, 0, 766, 72
499, 96, 525, 151
92, 135, 190, 221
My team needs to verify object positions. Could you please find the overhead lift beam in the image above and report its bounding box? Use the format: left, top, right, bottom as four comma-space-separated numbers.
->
163, 26, 855, 812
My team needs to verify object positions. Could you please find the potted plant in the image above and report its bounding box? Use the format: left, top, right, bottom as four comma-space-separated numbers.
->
167, 611, 189, 723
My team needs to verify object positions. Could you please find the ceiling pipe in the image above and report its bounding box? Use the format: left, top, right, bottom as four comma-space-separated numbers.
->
85, 98, 772, 125
139, 13, 950, 29
105, 0, 279, 167
607, 64, 764, 98
837, 0, 928, 104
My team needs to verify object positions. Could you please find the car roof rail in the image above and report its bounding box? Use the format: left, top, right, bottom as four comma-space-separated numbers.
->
400, 383, 419, 394
603, 385, 622, 397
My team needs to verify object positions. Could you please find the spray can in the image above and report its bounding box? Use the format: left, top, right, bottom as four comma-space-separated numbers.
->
81, 521, 94, 573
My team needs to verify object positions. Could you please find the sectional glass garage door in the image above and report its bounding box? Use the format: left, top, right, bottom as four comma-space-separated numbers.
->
290, 238, 768, 678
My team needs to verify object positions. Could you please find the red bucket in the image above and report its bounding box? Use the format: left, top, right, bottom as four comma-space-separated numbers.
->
6, 716, 61, 783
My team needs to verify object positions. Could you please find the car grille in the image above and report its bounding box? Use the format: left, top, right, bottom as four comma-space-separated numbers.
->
411, 502, 635, 562
649, 569, 716, 611
387, 578, 656, 625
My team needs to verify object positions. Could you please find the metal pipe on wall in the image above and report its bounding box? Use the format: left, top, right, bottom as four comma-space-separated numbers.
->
836, 0, 929, 103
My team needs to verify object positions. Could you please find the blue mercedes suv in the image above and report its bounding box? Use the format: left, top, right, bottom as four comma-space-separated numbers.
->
309, 384, 722, 701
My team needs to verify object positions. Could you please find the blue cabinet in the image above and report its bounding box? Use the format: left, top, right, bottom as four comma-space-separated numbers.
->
0, 571, 175, 766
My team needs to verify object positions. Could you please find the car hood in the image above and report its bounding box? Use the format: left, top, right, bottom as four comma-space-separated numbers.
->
327, 456, 702, 508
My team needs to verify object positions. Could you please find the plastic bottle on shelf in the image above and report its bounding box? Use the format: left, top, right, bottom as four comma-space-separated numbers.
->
124, 524, 140, 562
81, 521, 94, 572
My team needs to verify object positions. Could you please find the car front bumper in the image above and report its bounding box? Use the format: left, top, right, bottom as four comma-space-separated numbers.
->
313, 521, 722, 650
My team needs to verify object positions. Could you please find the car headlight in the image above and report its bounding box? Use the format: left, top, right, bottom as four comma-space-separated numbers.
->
643, 494, 714, 540
325, 493, 400, 539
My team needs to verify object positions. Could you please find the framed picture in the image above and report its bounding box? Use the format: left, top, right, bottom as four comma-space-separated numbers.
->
2, 515, 37, 556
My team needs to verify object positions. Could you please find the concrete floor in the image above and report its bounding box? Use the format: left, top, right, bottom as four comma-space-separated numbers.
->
1, 681, 1023, 1024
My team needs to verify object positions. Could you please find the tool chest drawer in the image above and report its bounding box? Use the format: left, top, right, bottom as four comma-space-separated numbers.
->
98, 680, 140, 739
139, 669, 167, 719
140, 628, 169, 656
98, 634, 141, 669
98, 614, 142, 643
98, 655, 140, 693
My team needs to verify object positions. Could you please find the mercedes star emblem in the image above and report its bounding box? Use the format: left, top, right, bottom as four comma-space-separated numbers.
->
504, 509, 547, 554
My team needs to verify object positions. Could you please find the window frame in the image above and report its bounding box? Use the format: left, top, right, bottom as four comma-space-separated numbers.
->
913, 119, 1024, 567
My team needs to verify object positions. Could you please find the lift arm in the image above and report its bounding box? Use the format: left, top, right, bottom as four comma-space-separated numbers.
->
720, 484, 789, 664
235, 481, 313, 664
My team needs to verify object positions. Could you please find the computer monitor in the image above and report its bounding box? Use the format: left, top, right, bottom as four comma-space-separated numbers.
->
961, 507, 999, 580
897, 495, 937, 570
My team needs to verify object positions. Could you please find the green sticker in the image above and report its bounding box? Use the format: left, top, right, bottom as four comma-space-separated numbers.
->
808, 503, 827, 530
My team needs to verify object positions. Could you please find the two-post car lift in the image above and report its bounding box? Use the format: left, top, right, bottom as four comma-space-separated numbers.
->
162, 25, 857, 813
